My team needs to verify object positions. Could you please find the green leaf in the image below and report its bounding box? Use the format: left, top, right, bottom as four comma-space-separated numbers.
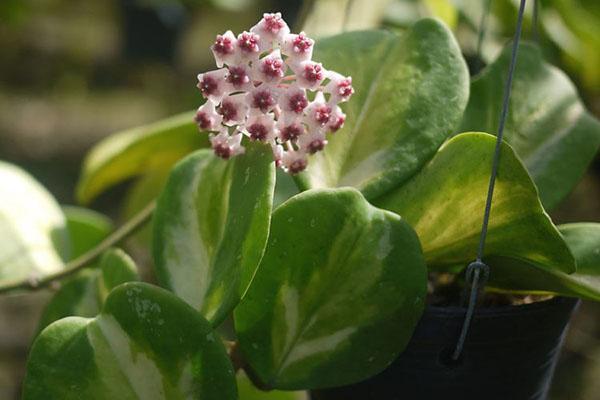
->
295, 19, 469, 200
237, 372, 306, 400
153, 143, 275, 325
23, 282, 237, 400
0, 162, 69, 286
62, 206, 113, 259
234, 188, 427, 390
37, 248, 139, 333
76, 112, 207, 205
486, 223, 600, 300
459, 43, 600, 209
374, 132, 575, 273
121, 168, 173, 246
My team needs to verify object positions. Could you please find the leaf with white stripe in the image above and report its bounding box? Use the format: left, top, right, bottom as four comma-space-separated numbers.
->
295, 19, 469, 200
23, 282, 237, 400
0, 161, 69, 289
374, 132, 575, 272
153, 142, 275, 325
234, 188, 427, 389
459, 43, 600, 209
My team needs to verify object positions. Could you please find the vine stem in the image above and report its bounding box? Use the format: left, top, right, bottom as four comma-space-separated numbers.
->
228, 341, 272, 391
0, 201, 156, 295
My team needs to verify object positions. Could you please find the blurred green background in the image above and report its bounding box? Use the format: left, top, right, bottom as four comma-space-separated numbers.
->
0, 0, 599, 399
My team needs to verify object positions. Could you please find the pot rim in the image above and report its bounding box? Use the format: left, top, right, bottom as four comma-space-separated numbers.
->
425, 295, 579, 318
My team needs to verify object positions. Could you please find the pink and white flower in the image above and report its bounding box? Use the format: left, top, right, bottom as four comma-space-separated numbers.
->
244, 113, 276, 142
255, 50, 286, 84
325, 72, 355, 103
294, 61, 326, 90
282, 32, 314, 65
248, 86, 279, 113
225, 64, 253, 92
280, 84, 308, 115
211, 30, 237, 67
281, 149, 308, 174
195, 101, 222, 131
193, 13, 354, 171
197, 69, 229, 103
237, 31, 261, 61
210, 130, 245, 159
251, 13, 290, 49
218, 93, 248, 126
328, 105, 346, 133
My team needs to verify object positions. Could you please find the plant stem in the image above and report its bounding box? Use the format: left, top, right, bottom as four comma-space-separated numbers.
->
0, 201, 156, 295
228, 341, 272, 391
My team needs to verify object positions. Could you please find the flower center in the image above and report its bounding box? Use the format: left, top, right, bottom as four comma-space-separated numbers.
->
288, 158, 307, 174
338, 80, 354, 98
280, 124, 303, 141
303, 63, 323, 84
262, 58, 284, 78
264, 14, 285, 34
293, 34, 313, 54
252, 90, 276, 111
199, 76, 218, 97
330, 115, 346, 132
219, 101, 238, 122
288, 93, 308, 113
314, 105, 332, 125
227, 66, 249, 87
213, 35, 234, 55
194, 111, 212, 129
247, 123, 269, 140
307, 138, 326, 154
238, 32, 260, 53
213, 143, 232, 159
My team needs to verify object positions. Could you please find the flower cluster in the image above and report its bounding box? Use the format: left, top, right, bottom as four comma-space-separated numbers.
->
194, 12, 354, 174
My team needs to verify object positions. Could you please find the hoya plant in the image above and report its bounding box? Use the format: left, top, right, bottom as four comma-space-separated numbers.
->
1, 11, 599, 399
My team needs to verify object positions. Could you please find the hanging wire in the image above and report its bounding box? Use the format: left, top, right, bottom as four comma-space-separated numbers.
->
451, 0, 528, 362
532, 0, 540, 43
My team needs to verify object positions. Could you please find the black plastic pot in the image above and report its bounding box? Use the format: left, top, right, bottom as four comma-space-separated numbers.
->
311, 297, 579, 400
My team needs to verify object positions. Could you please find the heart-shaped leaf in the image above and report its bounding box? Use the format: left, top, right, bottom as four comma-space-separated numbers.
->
295, 18, 469, 200
485, 223, 600, 300
153, 142, 275, 325
37, 248, 139, 333
234, 188, 427, 390
0, 162, 69, 287
76, 112, 206, 205
24, 282, 237, 400
459, 43, 600, 209
374, 132, 575, 273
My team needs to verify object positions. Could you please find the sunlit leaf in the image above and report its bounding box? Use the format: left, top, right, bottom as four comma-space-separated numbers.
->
153, 143, 275, 325
459, 43, 600, 209
235, 188, 427, 389
0, 162, 69, 287
296, 19, 469, 200
24, 282, 237, 400
487, 223, 600, 300
76, 112, 207, 205
374, 132, 575, 273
